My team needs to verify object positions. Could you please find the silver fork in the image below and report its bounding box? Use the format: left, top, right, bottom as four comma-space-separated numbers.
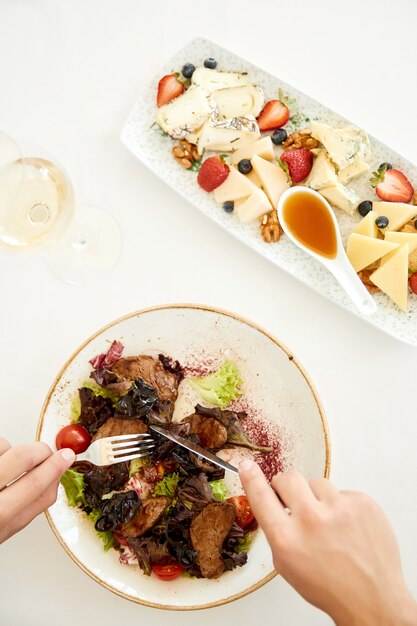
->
75, 433, 155, 466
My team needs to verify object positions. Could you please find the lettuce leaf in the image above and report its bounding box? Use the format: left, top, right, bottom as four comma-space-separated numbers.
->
60, 469, 86, 507
152, 473, 179, 499
189, 361, 243, 409
129, 456, 151, 476
87, 509, 116, 552
235, 532, 253, 554
209, 479, 228, 501
71, 379, 119, 422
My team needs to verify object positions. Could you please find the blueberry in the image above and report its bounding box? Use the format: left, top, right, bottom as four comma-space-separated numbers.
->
237, 159, 252, 174
182, 63, 195, 78
223, 201, 234, 213
375, 215, 389, 229
379, 162, 392, 170
271, 129, 288, 145
357, 200, 373, 217
204, 57, 217, 69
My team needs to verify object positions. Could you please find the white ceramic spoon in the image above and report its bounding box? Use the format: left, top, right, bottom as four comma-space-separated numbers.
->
277, 186, 377, 316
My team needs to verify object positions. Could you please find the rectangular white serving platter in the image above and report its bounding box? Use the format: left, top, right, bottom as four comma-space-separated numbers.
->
121, 37, 417, 346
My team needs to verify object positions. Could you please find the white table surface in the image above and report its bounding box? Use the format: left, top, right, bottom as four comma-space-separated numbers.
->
1, 1, 416, 624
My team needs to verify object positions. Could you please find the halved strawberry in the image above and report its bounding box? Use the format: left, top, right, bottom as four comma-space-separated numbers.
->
370, 164, 414, 203
156, 74, 185, 107
257, 100, 289, 131
280, 148, 313, 183
197, 156, 229, 192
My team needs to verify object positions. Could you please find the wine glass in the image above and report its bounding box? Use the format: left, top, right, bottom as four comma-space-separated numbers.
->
0, 131, 122, 283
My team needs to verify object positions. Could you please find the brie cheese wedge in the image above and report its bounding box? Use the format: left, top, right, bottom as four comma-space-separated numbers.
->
156, 85, 212, 139
212, 84, 264, 120
196, 115, 260, 154
191, 67, 249, 93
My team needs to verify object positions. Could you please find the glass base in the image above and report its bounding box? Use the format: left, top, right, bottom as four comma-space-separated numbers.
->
48, 205, 122, 283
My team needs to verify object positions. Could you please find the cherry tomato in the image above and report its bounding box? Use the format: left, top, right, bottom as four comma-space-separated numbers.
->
56, 424, 91, 454
410, 272, 417, 295
227, 495, 255, 528
113, 530, 129, 546
152, 562, 184, 581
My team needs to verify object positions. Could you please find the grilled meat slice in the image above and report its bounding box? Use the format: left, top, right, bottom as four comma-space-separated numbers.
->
190, 502, 236, 579
112, 355, 180, 403
91, 417, 147, 442
183, 413, 227, 449
121, 496, 169, 538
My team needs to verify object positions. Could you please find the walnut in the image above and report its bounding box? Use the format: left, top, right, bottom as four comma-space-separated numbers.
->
282, 129, 319, 151
357, 269, 381, 294
260, 209, 282, 243
172, 139, 201, 169
413, 191, 417, 206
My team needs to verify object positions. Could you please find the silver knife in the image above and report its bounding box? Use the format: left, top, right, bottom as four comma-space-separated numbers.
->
149, 425, 238, 474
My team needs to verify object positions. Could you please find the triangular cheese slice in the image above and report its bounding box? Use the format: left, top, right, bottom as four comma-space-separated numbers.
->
231, 137, 274, 164
384, 231, 417, 254
370, 245, 409, 311
353, 210, 378, 237
246, 168, 263, 188
373, 201, 417, 232
213, 166, 258, 203
235, 188, 272, 223
346, 233, 399, 272
251, 154, 290, 208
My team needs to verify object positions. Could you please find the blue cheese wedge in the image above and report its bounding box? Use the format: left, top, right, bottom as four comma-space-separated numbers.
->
338, 160, 370, 185
320, 183, 360, 215
311, 122, 371, 170
304, 150, 338, 190
196, 115, 260, 154
212, 84, 264, 120
192, 67, 249, 93
156, 85, 213, 139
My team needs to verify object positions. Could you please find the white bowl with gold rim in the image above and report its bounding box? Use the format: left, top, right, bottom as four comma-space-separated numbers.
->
37, 304, 330, 610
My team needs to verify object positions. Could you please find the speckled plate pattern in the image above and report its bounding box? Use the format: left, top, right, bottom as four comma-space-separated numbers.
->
121, 37, 417, 346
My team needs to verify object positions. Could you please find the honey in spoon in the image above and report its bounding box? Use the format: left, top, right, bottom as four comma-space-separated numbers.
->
281, 190, 337, 259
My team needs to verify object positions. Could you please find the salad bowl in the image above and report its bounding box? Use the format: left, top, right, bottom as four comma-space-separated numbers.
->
37, 304, 330, 609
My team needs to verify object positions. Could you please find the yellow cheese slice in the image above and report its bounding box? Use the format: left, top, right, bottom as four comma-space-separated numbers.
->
346, 233, 399, 272
213, 166, 258, 203
353, 210, 379, 238
246, 168, 263, 188
231, 137, 275, 164
251, 154, 290, 209
235, 188, 272, 223
370, 245, 409, 311
384, 231, 417, 254
373, 201, 417, 232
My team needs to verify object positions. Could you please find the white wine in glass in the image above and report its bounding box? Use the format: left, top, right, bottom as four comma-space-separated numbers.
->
0, 131, 121, 282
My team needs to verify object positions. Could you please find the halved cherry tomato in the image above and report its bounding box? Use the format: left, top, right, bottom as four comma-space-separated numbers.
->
56, 424, 91, 454
227, 495, 255, 528
152, 562, 184, 581
113, 530, 129, 546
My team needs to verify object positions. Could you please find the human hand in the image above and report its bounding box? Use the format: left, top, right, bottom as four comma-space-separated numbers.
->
239, 461, 417, 626
0, 437, 75, 544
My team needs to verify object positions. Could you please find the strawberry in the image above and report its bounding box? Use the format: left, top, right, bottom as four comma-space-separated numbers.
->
257, 100, 289, 131
280, 148, 313, 183
197, 156, 229, 192
370, 164, 414, 203
156, 74, 185, 107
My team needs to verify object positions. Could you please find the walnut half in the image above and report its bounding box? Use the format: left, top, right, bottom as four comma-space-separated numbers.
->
260, 209, 282, 243
283, 129, 319, 151
357, 269, 381, 294
172, 140, 201, 169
